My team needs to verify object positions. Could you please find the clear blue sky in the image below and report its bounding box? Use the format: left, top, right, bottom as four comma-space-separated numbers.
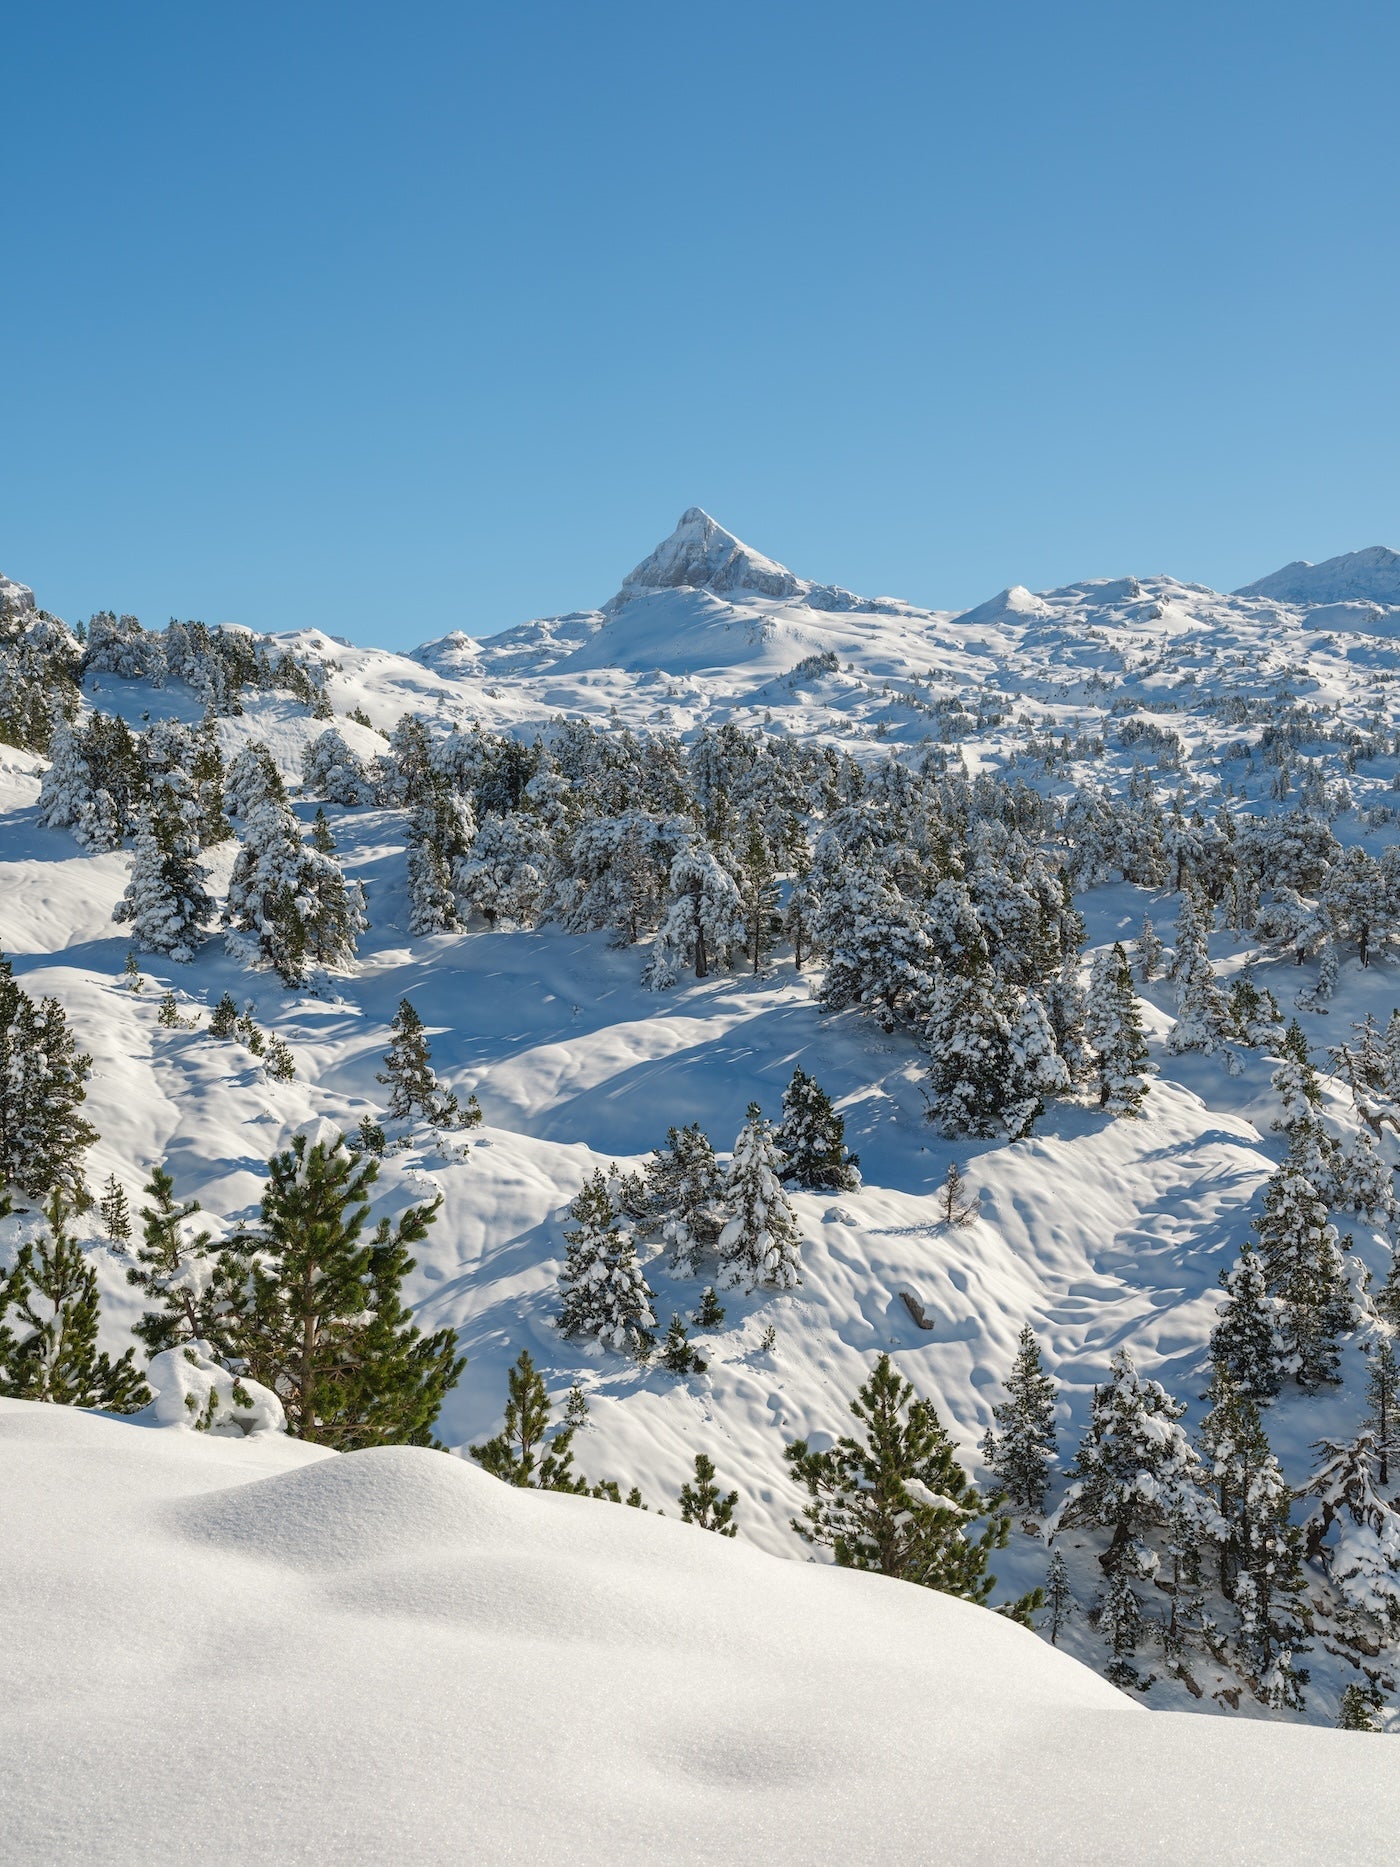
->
3, 1, 1397, 648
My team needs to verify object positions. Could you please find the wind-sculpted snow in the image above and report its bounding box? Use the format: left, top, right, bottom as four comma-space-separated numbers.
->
1, 1400, 1394, 1865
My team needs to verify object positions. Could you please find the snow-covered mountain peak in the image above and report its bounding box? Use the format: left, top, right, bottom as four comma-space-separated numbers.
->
1234, 544, 1400, 607
604, 508, 805, 611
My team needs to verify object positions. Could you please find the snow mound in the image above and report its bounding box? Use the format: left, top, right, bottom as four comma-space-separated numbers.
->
0, 1399, 1393, 1864
954, 584, 1058, 626
1235, 545, 1400, 606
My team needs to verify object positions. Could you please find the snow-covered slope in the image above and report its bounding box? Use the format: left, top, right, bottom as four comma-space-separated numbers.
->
2, 1397, 1393, 1866
1235, 545, 1400, 609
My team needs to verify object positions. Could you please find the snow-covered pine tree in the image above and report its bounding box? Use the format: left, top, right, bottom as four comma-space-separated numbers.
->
221, 1130, 461, 1447
1209, 1241, 1281, 1400
0, 969, 98, 1203
300, 728, 374, 806
469, 1349, 588, 1491
1061, 1347, 1203, 1573
1225, 975, 1284, 1050
209, 991, 238, 1037
1134, 914, 1163, 983
678, 1452, 738, 1535
1271, 1021, 1322, 1132
717, 1104, 804, 1291
1297, 1434, 1400, 1638
557, 1168, 656, 1356
694, 1284, 725, 1328
224, 796, 367, 984
1252, 1158, 1353, 1389
98, 1173, 132, 1247
1084, 941, 1150, 1115
112, 805, 214, 962
1323, 844, 1387, 968
405, 781, 475, 935
1165, 884, 1232, 1055
222, 739, 285, 819
310, 807, 336, 853
785, 1352, 1014, 1605
376, 997, 474, 1128
645, 843, 743, 984
1337, 1683, 1386, 1731
925, 967, 1069, 1140
734, 814, 779, 973
0, 1192, 150, 1410
783, 864, 820, 971
1044, 1548, 1073, 1645
1364, 1340, 1400, 1488
776, 1066, 859, 1191
455, 810, 549, 929
641, 1123, 725, 1275
1099, 1564, 1143, 1689
981, 1324, 1058, 1512
127, 1166, 223, 1356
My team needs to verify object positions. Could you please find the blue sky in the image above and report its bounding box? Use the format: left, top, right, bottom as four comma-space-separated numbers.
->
3, 1, 1397, 647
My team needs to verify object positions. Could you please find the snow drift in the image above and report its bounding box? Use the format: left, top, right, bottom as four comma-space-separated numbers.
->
0, 1399, 1393, 1866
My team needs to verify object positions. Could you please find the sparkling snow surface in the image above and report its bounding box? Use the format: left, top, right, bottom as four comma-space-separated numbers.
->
1, 1398, 1394, 1866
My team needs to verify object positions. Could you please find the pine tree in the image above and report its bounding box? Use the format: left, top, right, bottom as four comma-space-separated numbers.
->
354, 1114, 387, 1157
1134, 914, 1163, 983
264, 1034, 296, 1082
558, 1169, 656, 1356
1099, 1564, 1143, 1689
1044, 1548, 1073, 1645
783, 865, 820, 971
126, 1166, 222, 1356
735, 815, 779, 973
123, 949, 143, 991
659, 1312, 707, 1374
1271, 1022, 1322, 1132
1252, 1159, 1353, 1389
209, 991, 238, 1038
112, 806, 214, 962
1209, 1241, 1281, 1401
562, 1381, 590, 1431
0, 1192, 150, 1410
717, 1104, 803, 1291
938, 1161, 980, 1226
694, 1284, 725, 1329
376, 998, 470, 1127
310, 807, 336, 853
0, 971, 99, 1203
776, 1066, 860, 1191
678, 1452, 738, 1535
1062, 1347, 1203, 1573
981, 1325, 1058, 1512
1199, 1371, 1309, 1704
646, 844, 743, 983
98, 1173, 132, 1247
1337, 1683, 1386, 1731
220, 1132, 461, 1447
642, 1123, 724, 1275
1084, 942, 1150, 1115
222, 740, 285, 819
469, 1349, 588, 1491
1364, 1340, 1400, 1488
785, 1353, 1012, 1604
925, 968, 1069, 1140
157, 989, 180, 1028
406, 783, 475, 934
1165, 885, 1232, 1055
224, 796, 367, 984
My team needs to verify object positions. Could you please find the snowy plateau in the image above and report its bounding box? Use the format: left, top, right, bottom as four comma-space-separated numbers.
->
2, 509, 1400, 1861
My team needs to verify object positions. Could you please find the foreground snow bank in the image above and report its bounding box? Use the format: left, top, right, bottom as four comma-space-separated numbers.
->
0, 1400, 1392, 1865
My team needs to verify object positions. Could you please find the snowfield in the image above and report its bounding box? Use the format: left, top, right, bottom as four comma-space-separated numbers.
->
1, 1396, 1393, 1867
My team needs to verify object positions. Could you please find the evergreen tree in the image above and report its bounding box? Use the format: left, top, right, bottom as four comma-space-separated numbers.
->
98, 1173, 132, 1247
1044, 1548, 1073, 1645
659, 1312, 707, 1375
645, 844, 743, 984
1099, 1564, 1143, 1689
1062, 1347, 1203, 1573
209, 991, 238, 1037
354, 1114, 387, 1157
0, 1192, 150, 1410
783, 865, 820, 971
558, 1169, 656, 1356
678, 1452, 738, 1535
1208, 1241, 1281, 1401
1271, 1022, 1322, 1132
220, 1132, 461, 1447
264, 1034, 296, 1083
1134, 914, 1163, 983
981, 1325, 1058, 1512
469, 1348, 588, 1491
776, 1066, 860, 1191
694, 1284, 725, 1329
938, 1161, 980, 1226
0, 968, 98, 1202
113, 805, 215, 962
642, 1123, 725, 1275
1165, 885, 1232, 1055
735, 814, 779, 973
310, 807, 336, 853
376, 998, 473, 1127
123, 949, 143, 991
126, 1166, 222, 1356
717, 1104, 803, 1291
562, 1381, 590, 1431
1337, 1683, 1386, 1732
1252, 1159, 1353, 1389
222, 739, 285, 818
925, 968, 1069, 1140
157, 989, 180, 1028
1364, 1340, 1400, 1487
785, 1353, 1012, 1604
224, 797, 367, 984
1084, 942, 1150, 1115
406, 782, 476, 934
